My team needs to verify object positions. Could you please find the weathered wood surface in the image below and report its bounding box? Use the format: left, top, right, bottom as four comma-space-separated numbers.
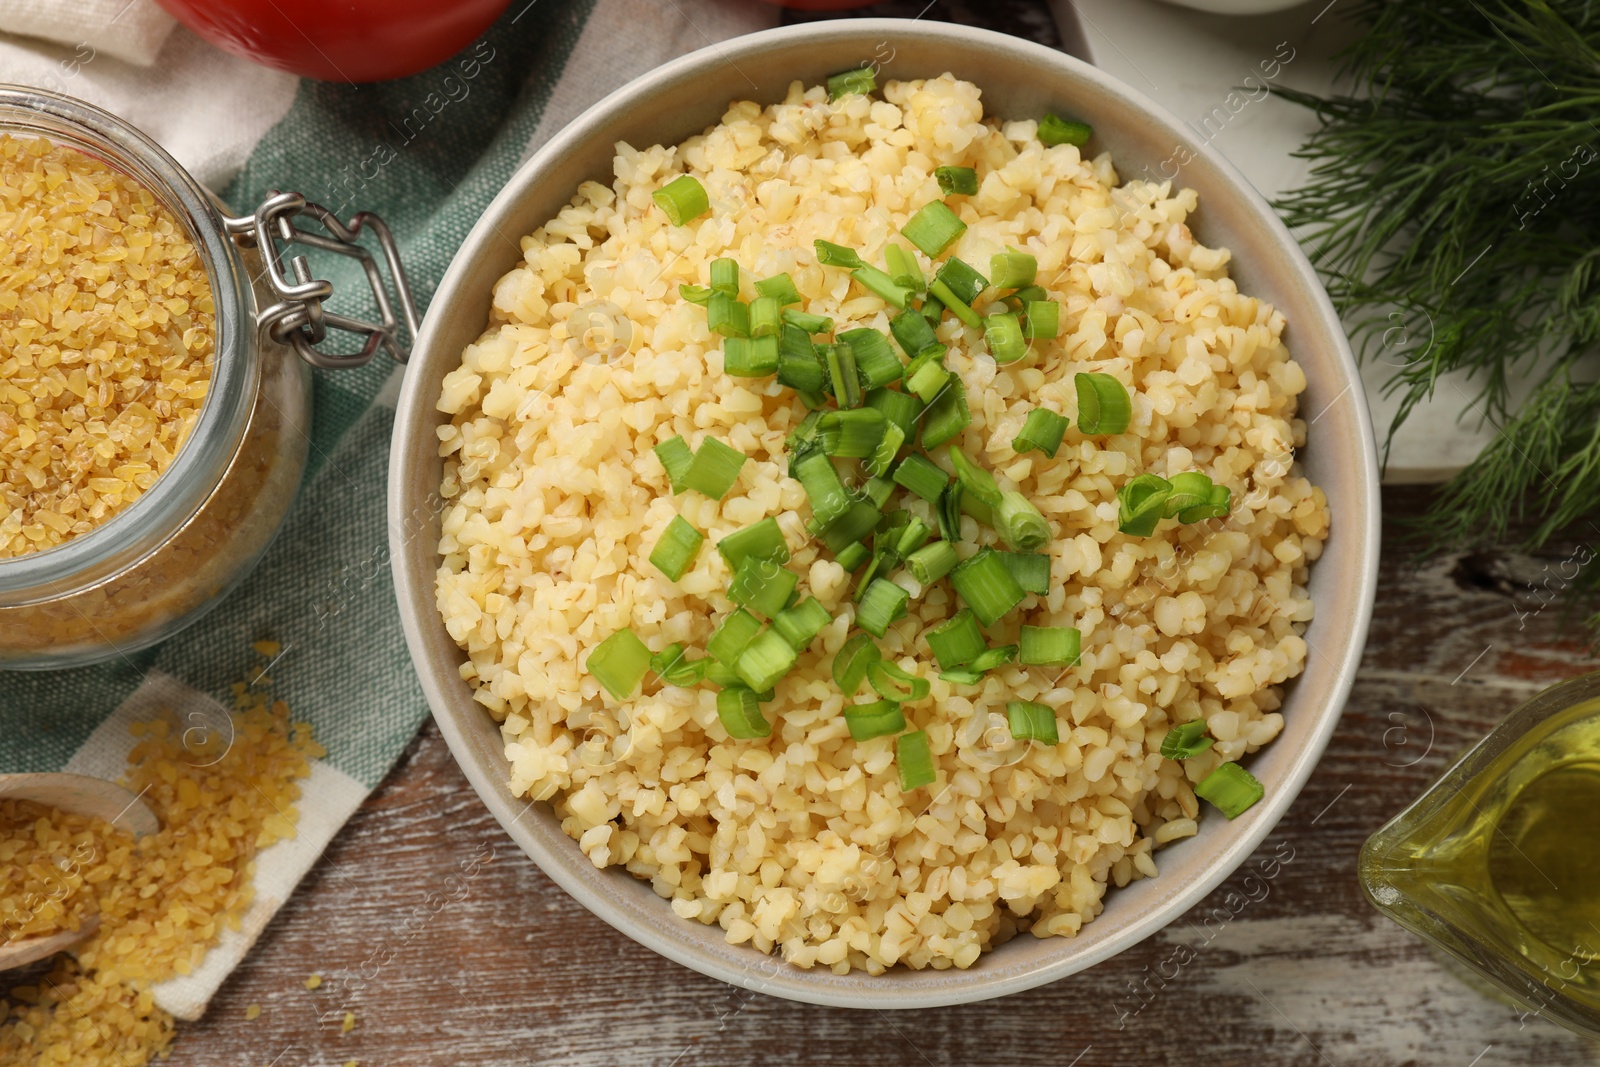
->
166, 483, 1600, 1066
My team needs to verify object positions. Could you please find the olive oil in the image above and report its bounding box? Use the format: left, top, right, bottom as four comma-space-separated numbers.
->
1361, 690, 1600, 1038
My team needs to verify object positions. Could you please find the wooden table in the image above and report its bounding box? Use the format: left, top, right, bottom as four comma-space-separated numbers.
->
174, 5, 1600, 1065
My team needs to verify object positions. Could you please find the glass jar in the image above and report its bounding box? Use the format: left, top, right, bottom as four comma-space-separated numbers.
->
0, 87, 415, 670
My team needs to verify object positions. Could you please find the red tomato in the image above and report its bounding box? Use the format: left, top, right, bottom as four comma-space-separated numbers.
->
154, 0, 512, 83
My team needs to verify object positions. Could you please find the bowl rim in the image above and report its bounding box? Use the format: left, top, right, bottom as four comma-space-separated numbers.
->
388, 16, 1381, 1008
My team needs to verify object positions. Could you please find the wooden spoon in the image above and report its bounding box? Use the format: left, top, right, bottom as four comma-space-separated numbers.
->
0, 773, 159, 972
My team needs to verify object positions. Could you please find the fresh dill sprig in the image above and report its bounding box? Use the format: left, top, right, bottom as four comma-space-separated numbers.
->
1274, 0, 1600, 622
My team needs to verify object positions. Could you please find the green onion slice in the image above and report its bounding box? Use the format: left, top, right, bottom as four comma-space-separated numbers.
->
749, 295, 782, 339
907, 359, 950, 404
649, 515, 704, 581
948, 446, 1002, 507
783, 307, 834, 334
1178, 484, 1232, 524
840, 328, 904, 388
773, 598, 832, 651
817, 500, 881, 554
889, 309, 940, 360
852, 265, 914, 310
938, 667, 984, 685
937, 481, 964, 543
892, 452, 948, 503
1022, 300, 1059, 340
1117, 473, 1173, 537
777, 327, 826, 391
870, 660, 931, 703
999, 551, 1050, 595
730, 557, 798, 620
717, 686, 771, 739
717, 516, 790, 569
984, 312, 1027, 364
859, 476, 896, 511
1196, 762, 1264, 819
755, 272, 802, 306
710, 257, 740, 295
1038, 114, 1092, 147
708, 608, 762, 666
587, 628, 651, 701
819, 408, 888, 459
652, 175, 710, 225
835, 540, 871, 572
1006, 700, 1059, 744
934, 257, 988, 306
995, 491, 1052, 552
967, 644, 1017, 672
935, 166, 978, 196
657, 647, 707, 687
989, 251, 1038, 290
924, 609, 984, 670
653, 435, 694, 493
901, 201, 966, 258
1163, 471, 1216, 517
884, 243, 924, 291
1075, 372, 1132, 435
833, 633, 882, 696
1012, 408, 1069, 459
905, 541, 958, 586
827, 66, 877, 100
815, 239, 864, 269
950, 547, 1025, 626
1018, 625, 1081, 667
865, 422, 906, 478
844, 700, 906, 742
735, 629, 798, 692
679, 284, 713, 306
866, 387, 924, 441
683, 437, 746, 499
856, 579, 910, 638
706, 292, 749, 338
920, 376, 970, 448
722, 335, 779, 377
896, 730, 936, 790
1159, 720, 1214, 760
824, 342, 862, 409
927, 277, 982, 330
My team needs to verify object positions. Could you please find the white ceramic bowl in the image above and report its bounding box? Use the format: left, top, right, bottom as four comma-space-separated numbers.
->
388, 18, 1380, 1009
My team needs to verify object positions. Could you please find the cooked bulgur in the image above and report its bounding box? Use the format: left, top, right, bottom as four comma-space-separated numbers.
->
435, 75, 1328, 974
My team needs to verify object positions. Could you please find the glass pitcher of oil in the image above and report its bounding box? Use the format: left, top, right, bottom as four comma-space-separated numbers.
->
1360, 672, 1600, 1038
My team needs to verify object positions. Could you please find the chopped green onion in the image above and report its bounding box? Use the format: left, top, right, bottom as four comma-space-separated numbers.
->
748, 295, 782, 339
717, 686, 771, 739
856, 579, 910, 637
1012, 408, 1069, 459
852, 265, 914, 310
920, 376, 970, 448
773, 597, 832, 651
901, 201, 966, 258
777, 326, 826, 391
683, 437, 746, 499
815, 239, 864, 269
1006, 700, 1059, 744
653, 435, 694, 492
730, 557, 798, 619
827, 66, 877, 100
859, 476, 896, 511
706, 292, 749, 338
679, 284, 713, 305
1038, 114, 1092, 147
787, 409, 825, 455
905, 541, 958, 585
937, 481, 964, 543
797, 388, 828, 410
884, 243, 924, 291
935, 166, 978, 195
835, 540, 871, 572
704, 659, 742, 688
896, 730, 936, 790
1196, 762, 1264, 819
1160, 720, 1215, 760
824, 342, 862, 408
649, 515, 704, 580
844, 700, 906, 741
722, 335, 779, 377
717, 515, 789, 569
995, 491, 1051, 551
967, 644, 1017, 672
755, 272, 802, 306
892, 452, 948, 503
1008, 285, 1049, 308
924, 609, 985, 669
656, 646, 707, 687
889, 309, 940, 359
960, 486, 995, 527
907, 358, 950, 403
1018, 625, 1080, 667
984, 311, 1027, 364
865, 422, 906, 478
870, 660, 931, 703
1076, 372, 1132, 435
922, 291, 945, 324
934, 257, 988, 306
1164, 471, 1215, 517
1179, 484, 1232, 524
840, 328, 904, 388
652, 175, 710, 225
1117, 473, 1173, 537
989, 251, 1038, 290
866, 387, 924, 441
833, 633, 882, 696
939, 667, 984, 685
817, 500, 882, 554
710, 258, 740, 295
587, 628, 651, 700
735, 629, 798, 692
783, 307, 834, 334
1022, 300, 1059, 340
708, 608, 763, 665
820, 408, 888, 459
948, 446, 1002, 507
927, 277, 982, 329
951, 547, 1025, 626
999, 551, 1050, 595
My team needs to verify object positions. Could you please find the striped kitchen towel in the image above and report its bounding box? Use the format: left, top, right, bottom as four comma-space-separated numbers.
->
0, 0, 776, 1020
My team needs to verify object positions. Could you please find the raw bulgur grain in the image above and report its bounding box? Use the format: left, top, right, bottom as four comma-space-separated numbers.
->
0, 134, 215, 558
436, 75, 1328, 973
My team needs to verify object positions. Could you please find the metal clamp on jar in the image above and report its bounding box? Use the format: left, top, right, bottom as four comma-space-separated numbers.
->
0, 87, 417, 670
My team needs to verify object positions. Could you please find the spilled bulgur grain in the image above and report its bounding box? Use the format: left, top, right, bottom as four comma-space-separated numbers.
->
0, 668, 321, 1064
435, 75, 1328, 973
0, 133, 215, 559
